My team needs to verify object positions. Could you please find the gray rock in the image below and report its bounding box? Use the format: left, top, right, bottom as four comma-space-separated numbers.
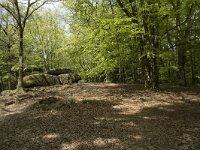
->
59, 73, 81, 84
58, 74, 73, 84
44, 74, 60, 85
23, 74, 60, 88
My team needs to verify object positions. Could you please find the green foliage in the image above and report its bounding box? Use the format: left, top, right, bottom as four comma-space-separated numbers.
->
0, 0, 200, 90
25, 10, 67, 70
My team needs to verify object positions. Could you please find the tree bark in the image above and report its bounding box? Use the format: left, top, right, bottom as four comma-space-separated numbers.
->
175, 0, 186, 86
177, 47, 186, 86
16, 27, 24, 91
152, 22, 160, 89
7, 45, 12, 90
190, 50, 195, 85
153, 46, 159, 89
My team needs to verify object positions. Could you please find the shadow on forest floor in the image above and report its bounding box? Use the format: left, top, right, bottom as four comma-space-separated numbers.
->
0, 83, 200, 150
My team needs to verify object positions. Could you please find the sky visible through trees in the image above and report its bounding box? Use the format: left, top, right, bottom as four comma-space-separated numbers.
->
0, 0, 200, 91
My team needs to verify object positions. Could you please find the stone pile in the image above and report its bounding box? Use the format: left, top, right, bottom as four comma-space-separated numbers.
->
23, 68, 81, 88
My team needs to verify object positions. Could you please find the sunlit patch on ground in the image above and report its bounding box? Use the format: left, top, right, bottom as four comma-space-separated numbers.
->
93, 137, 121, 147
43, 133, 60, 140
0, 83, 200, 150
61, 141, 89, 150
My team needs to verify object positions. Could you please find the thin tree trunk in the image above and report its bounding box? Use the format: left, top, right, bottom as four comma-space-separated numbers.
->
175, 0, 186, 86
131, 61, 136, 82
7, 45, 12, 90
50, 52, 53, 69
177, 47, 186, 85
0, 72, 4, 91
153, 48, 159, 88
118, 66, 122, 83
140, 40, 151, 88
190, 50, 195, 85
152, 24, 159, 89
17, 27, 24, 92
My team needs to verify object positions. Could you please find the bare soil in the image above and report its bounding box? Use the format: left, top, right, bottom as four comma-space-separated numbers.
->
0, 83, 200, 150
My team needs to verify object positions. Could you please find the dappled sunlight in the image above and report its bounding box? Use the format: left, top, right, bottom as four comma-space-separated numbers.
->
0, 100, 34, 118
0, 83, 200, 149
122, 121, 137, 127
94, 117, 122, 122
61, 138, 123, 150
142, 116, 169, 121
0, 0, 199, 149
93, 137, 121, 147
113, 99, 173, 115
61, 140, 89, 150
158, 106, 175, 112
43, 133, 60, 140
129, 135, 143, 142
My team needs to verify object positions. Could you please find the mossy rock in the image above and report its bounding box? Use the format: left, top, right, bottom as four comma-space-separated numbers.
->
23, 74, 60, 88
58, 74, 72, 84
59, 73, 81, 84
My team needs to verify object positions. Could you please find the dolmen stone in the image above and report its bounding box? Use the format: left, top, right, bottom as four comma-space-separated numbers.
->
23, 68, 81, 88
47, 68, 72, 76
59, 73, 81, 84
23, 74, 60, 88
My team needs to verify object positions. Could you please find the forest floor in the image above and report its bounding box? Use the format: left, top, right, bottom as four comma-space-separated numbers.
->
0, 83, 200, 150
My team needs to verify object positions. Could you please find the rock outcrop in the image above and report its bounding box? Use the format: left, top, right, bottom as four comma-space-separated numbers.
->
47, 68, 72, 76
59, 73, 81, 84
23, 74, 60, 88
23, 68, 81, 88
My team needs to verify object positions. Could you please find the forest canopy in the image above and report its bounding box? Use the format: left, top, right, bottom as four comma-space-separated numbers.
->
0, 0, 200, 91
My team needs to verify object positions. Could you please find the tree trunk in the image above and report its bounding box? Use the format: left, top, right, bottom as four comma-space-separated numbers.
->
141, 54, 152, 88
175, 0, 186, 86
140, 39, 151, 88
7, 46, 12, 90
131, 61, 136, 82
190, 50, 195, 85
152, 24, 159, 89
153, 48, 159, 89
42, 49, 49, 72
16, 27, 25, 92
0, 72, 4, 91
177, 47, 186, 86
6, 44, 12, 90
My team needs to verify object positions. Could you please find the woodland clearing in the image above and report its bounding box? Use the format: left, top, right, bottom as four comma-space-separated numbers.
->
0, 83, 200, 150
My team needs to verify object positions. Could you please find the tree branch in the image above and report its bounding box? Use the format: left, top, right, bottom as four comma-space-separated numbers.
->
116, 0, 132, 18
24, 0, 48, 23
0, 38, 8, 45
14, 0, 22, 27
0, 3, 18, 22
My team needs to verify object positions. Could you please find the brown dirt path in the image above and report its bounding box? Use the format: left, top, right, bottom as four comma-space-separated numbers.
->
0, 83, 200, 150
